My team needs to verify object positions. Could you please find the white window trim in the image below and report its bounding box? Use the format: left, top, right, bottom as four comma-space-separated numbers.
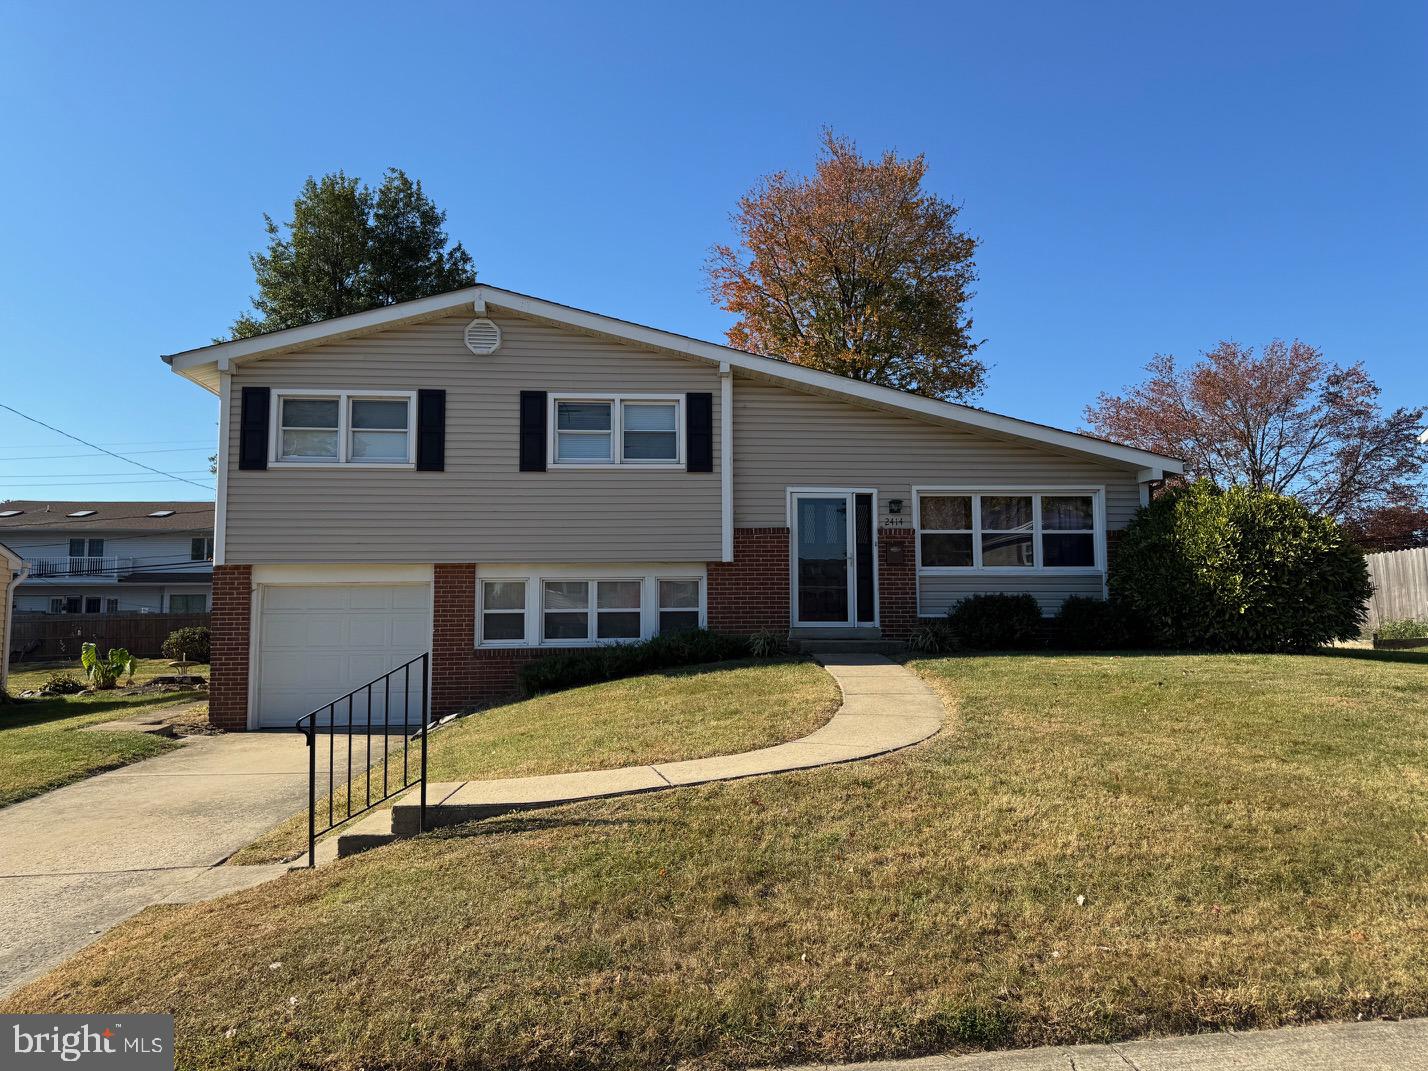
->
548, 393, 685, 469
475, 564, 707, 648
477, 579, 529, 647
269, 389, 417, 468
912, 486, 1106, 576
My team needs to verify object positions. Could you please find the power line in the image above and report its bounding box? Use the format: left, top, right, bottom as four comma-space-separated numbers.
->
0, 439, 214, 449
0, 447, 214, 461
1, 471, 214, 479
0, 404, 215, 492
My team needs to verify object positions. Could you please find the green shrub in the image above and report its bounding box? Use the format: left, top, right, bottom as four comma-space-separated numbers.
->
161, 625, 211, 663
80, 643, 135, 690
946, 593, 1043, 650
746, 629, 784, 658
517, 629, 751, 695
1053, 596, 1141, 650
1110, 480, 1372, 652
907, 619, 958, 655
1378, 618, 1428, 640
40, 671, 85, 696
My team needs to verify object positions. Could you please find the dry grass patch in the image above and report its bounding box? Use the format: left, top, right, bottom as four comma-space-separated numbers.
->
231, 658, 839, 864
7, 651, 1428, 1071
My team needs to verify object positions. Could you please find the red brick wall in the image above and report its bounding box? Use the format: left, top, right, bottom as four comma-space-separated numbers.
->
430, 563, 587, 714
209, 564, 252, 731
707, 527, 790, 634
877, 527, 918, 638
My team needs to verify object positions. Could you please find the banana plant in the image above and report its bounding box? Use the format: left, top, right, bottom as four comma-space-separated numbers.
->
80, 643, 136, 690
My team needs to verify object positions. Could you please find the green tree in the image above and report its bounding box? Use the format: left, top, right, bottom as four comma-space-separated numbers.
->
231, 169, 474, 339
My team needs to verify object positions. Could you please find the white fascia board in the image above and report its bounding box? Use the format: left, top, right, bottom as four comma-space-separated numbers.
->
161, 282, 1183, 473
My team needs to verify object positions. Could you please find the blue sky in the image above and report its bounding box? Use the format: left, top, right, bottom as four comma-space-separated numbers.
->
1, 1, 1423, 502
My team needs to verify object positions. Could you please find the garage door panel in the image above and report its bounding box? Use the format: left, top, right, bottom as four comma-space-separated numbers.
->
256, 583, 431, 728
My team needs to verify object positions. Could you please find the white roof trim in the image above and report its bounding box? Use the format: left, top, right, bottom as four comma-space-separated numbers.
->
163, 284, 1183, 476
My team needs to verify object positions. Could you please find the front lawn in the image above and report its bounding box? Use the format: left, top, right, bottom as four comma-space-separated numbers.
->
231, 657, 840, 864
7, 651, 1428, 1071
0, 661, 210, 807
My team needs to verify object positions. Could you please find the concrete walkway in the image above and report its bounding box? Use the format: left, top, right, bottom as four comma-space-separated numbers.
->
382, 654, 943, 835
0, 733, 313, 997
778, 1018, 1428, 1070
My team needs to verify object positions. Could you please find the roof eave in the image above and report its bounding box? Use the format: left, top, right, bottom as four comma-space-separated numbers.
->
160, 284, 1184, 474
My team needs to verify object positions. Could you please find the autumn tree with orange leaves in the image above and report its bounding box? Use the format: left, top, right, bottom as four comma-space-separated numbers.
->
706, 130, 983, 400
1085, 339, 1427, 525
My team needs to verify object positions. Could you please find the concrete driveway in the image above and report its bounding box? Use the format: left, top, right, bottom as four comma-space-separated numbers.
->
0, 732, 312, 997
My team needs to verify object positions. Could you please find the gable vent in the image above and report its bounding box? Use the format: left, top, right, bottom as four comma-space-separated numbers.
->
463, 318, 502, 355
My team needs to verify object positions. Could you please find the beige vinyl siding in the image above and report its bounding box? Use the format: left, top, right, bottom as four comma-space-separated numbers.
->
732, 375, 1142, 527
731, 374, 1143, 615
224, 313, 722, 563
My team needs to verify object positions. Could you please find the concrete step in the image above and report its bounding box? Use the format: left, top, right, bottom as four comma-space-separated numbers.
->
788, 626, 884, 641
332, 809, 401, 858
793, 639, 906, 656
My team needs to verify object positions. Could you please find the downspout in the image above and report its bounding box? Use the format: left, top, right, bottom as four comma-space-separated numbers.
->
214, 367, 231, 565
719, 362, 733, 563
2, 555, 29, 693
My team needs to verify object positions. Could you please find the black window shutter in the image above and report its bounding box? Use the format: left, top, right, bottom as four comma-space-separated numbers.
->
238, 386, 270, 470
416, 389, 446, 471
519, 391, 547, 472
855, 494, 875, 623
686, 392, 713, 472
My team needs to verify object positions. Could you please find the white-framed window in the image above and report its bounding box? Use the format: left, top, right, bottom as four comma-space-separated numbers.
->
550, 395, 682, 467
479, 580, 527, 645
915, 490, 1102, 572
84, 596, 102, 614
170, 593, 206, 613
105, 598, 120, 613
543, 579, 643, 641
475, 569, 706, 647
191, 536, 214, 561
657, 578, 701, 634
271, 390, 416, 466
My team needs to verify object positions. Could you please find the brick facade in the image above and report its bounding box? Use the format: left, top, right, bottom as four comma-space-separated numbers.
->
430, 563, 586, 714
707, 527, 790, 634
876, 527, 918, 638
213, 526, 926, 728
209, 564, 252, 731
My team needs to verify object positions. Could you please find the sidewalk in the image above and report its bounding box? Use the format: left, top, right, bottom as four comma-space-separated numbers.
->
779, 1018, 1428, 1071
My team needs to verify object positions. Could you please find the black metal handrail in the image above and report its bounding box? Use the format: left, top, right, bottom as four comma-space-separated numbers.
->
295, 652, 429, 867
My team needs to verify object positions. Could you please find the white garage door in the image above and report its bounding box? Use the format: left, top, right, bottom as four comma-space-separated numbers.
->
256, 583, 431, 729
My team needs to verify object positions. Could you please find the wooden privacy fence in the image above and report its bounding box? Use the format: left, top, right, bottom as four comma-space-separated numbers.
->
1363, 548, 1428, 631
9, 612, 210, 661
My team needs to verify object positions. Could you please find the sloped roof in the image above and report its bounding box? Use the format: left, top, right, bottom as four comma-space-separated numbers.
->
0, 501, 214, 532
163, 284, 1183, 477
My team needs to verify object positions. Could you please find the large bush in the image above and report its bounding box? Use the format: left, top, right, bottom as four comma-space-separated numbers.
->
162, 626, 211, 663
518, 629, 753, 695
1053, 596, 1139, 650
1110, 480, 1371, 652
946, 593, 1043, 650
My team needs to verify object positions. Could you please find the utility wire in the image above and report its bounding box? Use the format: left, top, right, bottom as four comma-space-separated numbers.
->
0, 404, 215, 492
0, 447, 213, 461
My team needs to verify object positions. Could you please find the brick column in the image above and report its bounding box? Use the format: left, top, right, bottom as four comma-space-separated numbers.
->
209, 564, 252, 731
707, 527, 791, 634
877, 528, 917, 639
432, 563, 478, 717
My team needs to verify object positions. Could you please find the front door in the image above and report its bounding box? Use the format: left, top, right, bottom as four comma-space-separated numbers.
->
792, 492, 855, 626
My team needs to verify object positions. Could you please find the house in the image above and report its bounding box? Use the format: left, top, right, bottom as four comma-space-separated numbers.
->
1, 541, 25, 691
0, 501, 215, 616
163, 284, 1183, 730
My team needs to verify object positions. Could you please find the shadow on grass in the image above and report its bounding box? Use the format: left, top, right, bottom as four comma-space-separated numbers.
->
425, 813, 648, 842
0, 690, 205, 731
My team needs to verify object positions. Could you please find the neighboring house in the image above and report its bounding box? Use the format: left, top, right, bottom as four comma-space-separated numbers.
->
1, 541, 25, 691
0, 501, 215, 616
163, 284, 1183, 730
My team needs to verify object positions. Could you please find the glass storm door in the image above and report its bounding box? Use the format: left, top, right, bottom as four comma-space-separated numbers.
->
793, 493, 855, 625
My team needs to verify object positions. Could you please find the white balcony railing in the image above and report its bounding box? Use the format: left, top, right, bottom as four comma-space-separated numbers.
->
25, 556, 133, 579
